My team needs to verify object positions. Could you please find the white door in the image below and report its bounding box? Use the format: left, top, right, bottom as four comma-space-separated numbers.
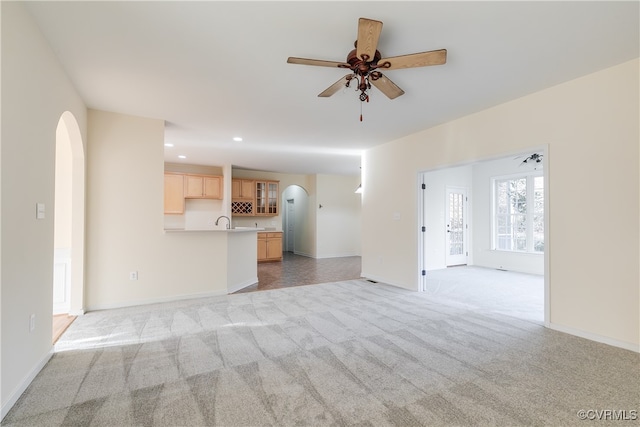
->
285, 199, 295, 252
445, 187, 467, 266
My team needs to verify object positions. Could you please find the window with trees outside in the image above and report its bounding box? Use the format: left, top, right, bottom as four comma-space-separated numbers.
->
493, 173, 544, 253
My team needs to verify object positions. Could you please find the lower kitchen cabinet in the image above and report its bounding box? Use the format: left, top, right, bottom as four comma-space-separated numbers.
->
257, 232, 283, 262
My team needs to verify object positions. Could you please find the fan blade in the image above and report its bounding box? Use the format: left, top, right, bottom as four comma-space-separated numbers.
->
356, 18, 383, 61
370, 74, 405, 99
318, 74, 353, 97
287, 56, 351, 68
287, 57, 350, 68
377, 49, 447, 70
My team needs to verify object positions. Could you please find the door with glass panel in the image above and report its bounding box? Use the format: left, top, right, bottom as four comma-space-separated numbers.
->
446, 187, 467, 266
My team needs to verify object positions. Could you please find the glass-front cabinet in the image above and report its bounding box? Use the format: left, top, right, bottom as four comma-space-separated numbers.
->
255, 180, 279, 216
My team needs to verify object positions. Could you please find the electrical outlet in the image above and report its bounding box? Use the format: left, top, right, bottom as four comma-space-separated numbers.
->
29, 314, 36, 332
129, 271, 138, 280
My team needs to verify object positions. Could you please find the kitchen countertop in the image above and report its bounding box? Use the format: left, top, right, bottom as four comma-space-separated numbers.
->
164, 227, 265, 233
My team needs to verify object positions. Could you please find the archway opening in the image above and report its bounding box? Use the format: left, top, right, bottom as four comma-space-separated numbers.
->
53, 111, 85, 342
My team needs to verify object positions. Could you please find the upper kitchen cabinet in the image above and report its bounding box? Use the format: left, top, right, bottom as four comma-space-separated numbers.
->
184, 174, 222, 199
255, 180, 279, 216
232, 179, 254, 200
164, 173, 185, 214
231, 178, 255, 216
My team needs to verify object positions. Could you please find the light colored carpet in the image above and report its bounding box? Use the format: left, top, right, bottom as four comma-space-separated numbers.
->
3, 278, 638, 426
423, 266, 544, 323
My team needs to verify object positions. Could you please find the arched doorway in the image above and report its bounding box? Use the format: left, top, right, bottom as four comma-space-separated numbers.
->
53, 112, 85, 325
281, 185, 310, 256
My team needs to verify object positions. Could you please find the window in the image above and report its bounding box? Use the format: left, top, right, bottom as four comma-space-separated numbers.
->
493, 173, 544, 253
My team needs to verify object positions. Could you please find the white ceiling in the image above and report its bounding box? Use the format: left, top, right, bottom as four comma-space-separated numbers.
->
26, 1, 639, 176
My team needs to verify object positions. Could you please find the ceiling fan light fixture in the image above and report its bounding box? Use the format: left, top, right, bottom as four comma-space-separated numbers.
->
287, 17, 446, 121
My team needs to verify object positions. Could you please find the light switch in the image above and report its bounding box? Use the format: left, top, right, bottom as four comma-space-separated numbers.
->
36, 203, 45, 219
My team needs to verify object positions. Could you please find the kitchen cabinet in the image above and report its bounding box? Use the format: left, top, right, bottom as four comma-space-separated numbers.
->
255, 181, 279, 216
232, 179, 254, 200
257, 232, 283, 262
184, 174, 222, 199
231, 178, 279, 217
231, 178, 255, 216
164, 173, 185, 214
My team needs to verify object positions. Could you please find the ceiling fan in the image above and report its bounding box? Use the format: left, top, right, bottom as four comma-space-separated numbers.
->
287, 17, 447, 120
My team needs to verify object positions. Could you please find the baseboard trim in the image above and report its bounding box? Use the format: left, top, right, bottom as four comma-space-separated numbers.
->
548, 322, 639, 353
293, 252, 361, 260
314, 253, 361, 259
1, 348, 53, 421
360, 273, 418, 291
86, 289, 229, 312
227, 277, 258, 294
293, 250, 314, 258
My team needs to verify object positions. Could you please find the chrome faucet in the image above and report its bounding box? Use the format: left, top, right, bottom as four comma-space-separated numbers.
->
215, 215, 231, 229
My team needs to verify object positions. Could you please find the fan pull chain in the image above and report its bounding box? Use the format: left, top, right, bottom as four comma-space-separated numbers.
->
359, 94, 369, 122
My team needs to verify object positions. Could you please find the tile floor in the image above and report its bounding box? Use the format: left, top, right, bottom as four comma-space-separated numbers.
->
234, 252, 362, 293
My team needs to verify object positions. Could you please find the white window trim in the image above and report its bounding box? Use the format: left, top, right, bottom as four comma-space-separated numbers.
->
491, 171, 544, 254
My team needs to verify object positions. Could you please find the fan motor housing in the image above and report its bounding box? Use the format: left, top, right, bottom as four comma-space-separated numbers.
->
347, 48, 382, 75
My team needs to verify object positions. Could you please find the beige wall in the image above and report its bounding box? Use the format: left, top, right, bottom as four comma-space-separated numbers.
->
363, 59, 639, 350
1, 2, 87, 416
86, 110, 230, 310
316, 174, 362, 258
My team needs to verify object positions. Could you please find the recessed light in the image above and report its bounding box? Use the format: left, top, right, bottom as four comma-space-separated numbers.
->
233, 137, 243, 142
178, 155, 186, 159
164, 143, 174, 147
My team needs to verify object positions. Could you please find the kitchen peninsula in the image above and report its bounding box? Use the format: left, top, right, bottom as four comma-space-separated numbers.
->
164, 227, 261, 293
